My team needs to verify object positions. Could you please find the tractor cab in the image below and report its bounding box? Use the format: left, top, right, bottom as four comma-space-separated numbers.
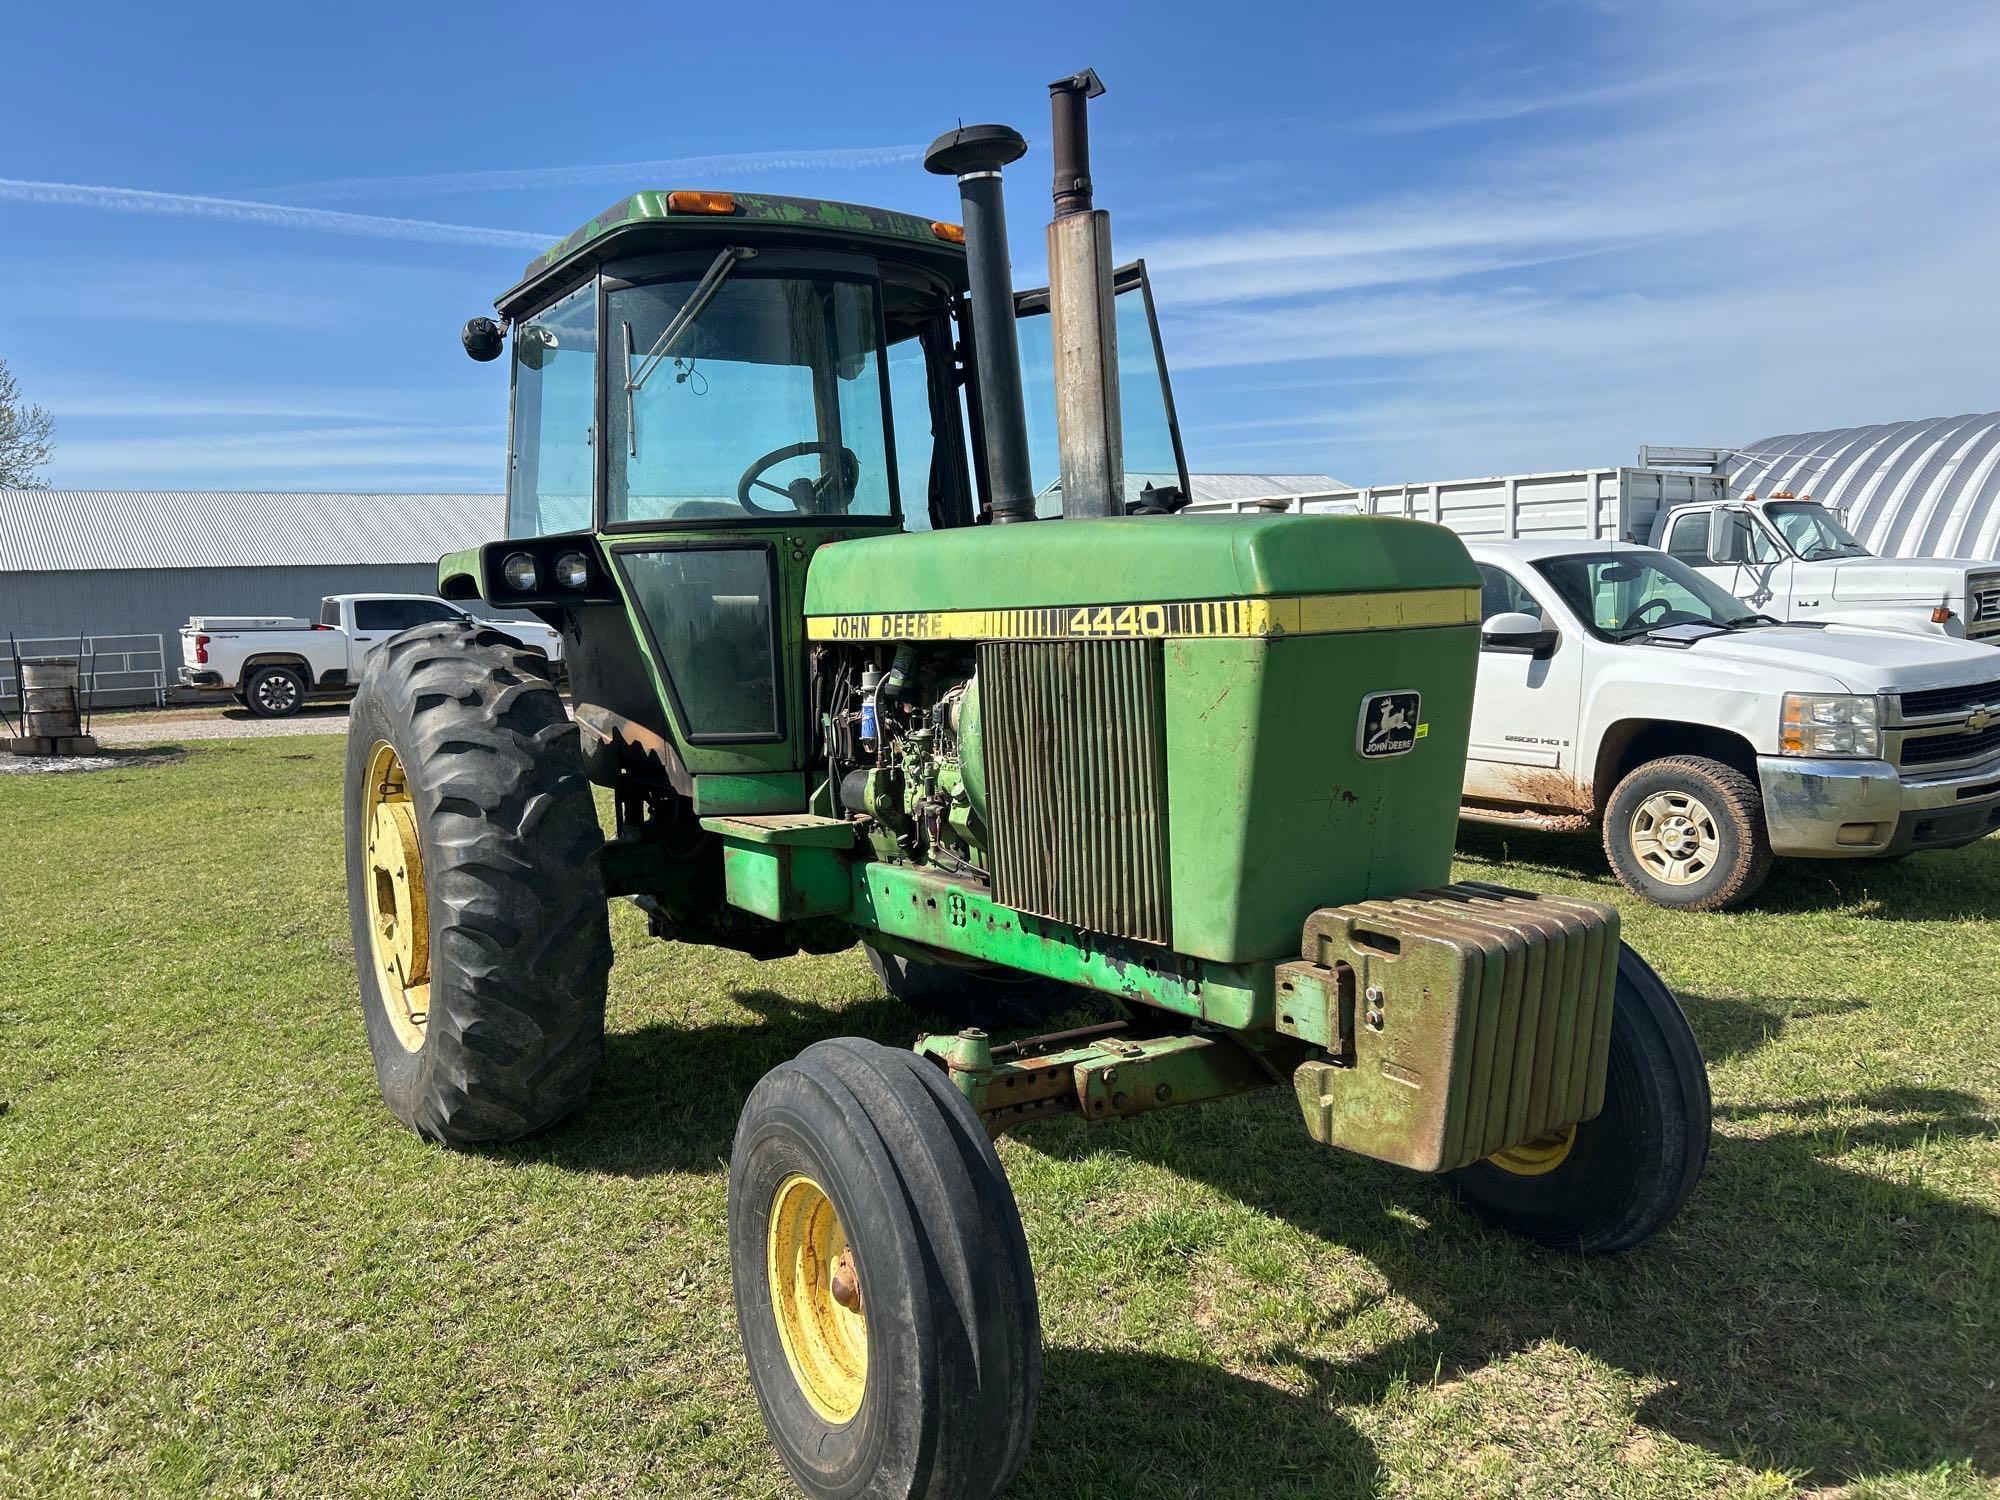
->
490, 191, 1187, 544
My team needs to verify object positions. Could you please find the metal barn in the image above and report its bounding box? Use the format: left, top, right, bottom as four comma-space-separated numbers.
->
1727, 412, 2000, 562
0, 491, 503, 706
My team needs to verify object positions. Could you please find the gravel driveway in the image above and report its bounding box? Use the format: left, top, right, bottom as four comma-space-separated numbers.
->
89, 705, 351, 745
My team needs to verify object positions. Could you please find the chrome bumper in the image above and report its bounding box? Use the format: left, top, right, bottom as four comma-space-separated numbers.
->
1759, 754, 2000, 857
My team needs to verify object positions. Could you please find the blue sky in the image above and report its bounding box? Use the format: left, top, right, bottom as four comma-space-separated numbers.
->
4, 0, 1997, 493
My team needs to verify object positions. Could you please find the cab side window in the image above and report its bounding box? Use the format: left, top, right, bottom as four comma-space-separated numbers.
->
1477, 564, 1540, 623
1664, 511, 1709, 566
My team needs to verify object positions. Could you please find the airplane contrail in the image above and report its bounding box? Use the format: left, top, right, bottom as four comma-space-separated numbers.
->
266, 144, 925, 201
0, 178, 556, 249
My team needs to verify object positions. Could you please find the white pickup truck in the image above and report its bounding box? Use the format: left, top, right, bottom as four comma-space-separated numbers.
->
1462, 538, 2000, 908
1210, 467, 2000, 645
178, 593, 563, 717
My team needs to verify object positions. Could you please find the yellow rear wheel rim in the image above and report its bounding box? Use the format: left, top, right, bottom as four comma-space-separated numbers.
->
1487, 1123, 1578, 1177
362, 740, 430, 1053
767, 1173, 868, 1424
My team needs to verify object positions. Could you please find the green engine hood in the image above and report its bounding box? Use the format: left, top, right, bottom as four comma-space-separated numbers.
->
803, 514, 1478, 616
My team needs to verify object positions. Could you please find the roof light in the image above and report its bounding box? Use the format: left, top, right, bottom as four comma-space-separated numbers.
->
1770, 490, 1795, 499
666, 190, 737, 215
930, 220, 966, 244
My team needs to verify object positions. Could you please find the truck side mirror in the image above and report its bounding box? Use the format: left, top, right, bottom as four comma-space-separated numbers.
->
1706, 507, 1747, 564
1481, 611, 1559, 658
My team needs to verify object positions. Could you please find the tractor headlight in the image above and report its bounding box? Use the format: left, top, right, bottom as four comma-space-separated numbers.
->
1780, 692, 1880, 758
553, 551, 590, 590
501, 551, 539, 592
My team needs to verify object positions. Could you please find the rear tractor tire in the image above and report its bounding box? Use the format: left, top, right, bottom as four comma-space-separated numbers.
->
1603, 754, 1772, 910
730, 1037, 1041, 1500
1449, 943, 1710, 1253
864, 943, 1089, 1029
342, 619, 612, 1145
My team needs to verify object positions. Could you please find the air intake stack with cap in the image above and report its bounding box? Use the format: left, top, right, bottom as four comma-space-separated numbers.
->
926, 123, 1037, 525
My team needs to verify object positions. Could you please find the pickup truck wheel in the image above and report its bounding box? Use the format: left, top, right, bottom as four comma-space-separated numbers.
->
1603, 755, 1772, 910
864, 944, 1088, 1028
1449, 943, 1711, 1252
342, 620, 611, 1145
730, 1037, 1040, 1499
244, 663, 306, 718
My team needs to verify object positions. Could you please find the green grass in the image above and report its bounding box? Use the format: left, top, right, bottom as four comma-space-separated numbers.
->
2, 739, 1996, 1498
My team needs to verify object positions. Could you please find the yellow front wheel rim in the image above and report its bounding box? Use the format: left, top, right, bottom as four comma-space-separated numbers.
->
361, 740, 430, 1053
1487, 1123, 1578, 1177
767, 1173, 868, 1423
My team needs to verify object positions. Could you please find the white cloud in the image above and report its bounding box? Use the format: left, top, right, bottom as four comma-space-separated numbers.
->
1143, 0, 2000, 482
0, 178, 554, 250
50, 423, 504, 487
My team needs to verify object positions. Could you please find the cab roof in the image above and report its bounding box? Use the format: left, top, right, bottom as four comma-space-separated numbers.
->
498, 190, 967, 318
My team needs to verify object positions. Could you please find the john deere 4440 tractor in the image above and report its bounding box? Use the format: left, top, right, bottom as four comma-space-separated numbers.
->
343, 74, 1710, 1500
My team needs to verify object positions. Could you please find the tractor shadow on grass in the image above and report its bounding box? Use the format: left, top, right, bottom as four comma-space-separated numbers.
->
1454, 819, 2000, 922
1017, 1073, 2000, 1488
1024, 1348, 1381, 1498
506, 983, 1079, 1178
501, 987, 918, 1176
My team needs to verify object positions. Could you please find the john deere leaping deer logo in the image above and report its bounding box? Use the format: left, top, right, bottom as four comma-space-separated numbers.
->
1357, 690, 1422, 758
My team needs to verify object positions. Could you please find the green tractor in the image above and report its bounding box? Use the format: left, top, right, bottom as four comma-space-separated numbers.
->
343, 74, 1709, 1500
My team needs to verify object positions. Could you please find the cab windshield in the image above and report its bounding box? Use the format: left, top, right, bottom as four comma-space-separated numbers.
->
1765, 501, 1868, 561
1533, 550, 1767, 641
607, 269, 897, 527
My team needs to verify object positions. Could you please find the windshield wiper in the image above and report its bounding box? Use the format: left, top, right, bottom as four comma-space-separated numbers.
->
624, 245, 754, 456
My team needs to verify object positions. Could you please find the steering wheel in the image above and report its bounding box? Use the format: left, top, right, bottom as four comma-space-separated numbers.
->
1623, 597, 1679, 629
736, 442, 861, 516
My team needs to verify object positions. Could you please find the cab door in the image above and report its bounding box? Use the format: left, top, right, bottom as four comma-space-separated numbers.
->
1011, 260, 1190, 514
1663, 506, 1793, 616
1463, 562, 1587, 808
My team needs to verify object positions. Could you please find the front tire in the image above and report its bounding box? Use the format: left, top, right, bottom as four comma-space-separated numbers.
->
244, 663, 306, 718
730, 1037, 1041, 1499
1449, 943, 1710, 1252
342, 620, 611, 1145
1603, 754, 1772, 910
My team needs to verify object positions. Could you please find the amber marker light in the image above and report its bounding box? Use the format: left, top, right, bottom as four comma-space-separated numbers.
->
930, 221, 966, 244
666, 190, 737, 215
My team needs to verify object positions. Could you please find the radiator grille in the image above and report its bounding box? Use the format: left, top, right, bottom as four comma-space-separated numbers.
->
1897, 677, 2000, 719
980, 639, 1172, 945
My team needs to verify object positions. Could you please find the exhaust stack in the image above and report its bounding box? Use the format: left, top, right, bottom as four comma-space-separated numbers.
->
1046, 68, 1124, 520
926, 123, 1036, 524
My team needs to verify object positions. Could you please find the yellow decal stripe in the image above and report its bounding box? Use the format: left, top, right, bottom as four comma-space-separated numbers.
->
804, 587, 1478, 643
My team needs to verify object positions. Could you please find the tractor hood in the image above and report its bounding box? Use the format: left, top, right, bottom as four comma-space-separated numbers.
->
803, 514, 1480, 622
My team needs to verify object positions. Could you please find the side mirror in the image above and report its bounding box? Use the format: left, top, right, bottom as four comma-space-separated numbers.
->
1706, 507, 1747, 564
1481, 611, 1559, 657
461, 316, 505, 363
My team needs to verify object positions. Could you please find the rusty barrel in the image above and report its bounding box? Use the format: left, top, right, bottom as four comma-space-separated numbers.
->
20, 659, 83, 738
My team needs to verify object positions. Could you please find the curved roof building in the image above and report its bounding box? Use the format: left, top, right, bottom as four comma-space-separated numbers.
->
1727, 412, 2000, 562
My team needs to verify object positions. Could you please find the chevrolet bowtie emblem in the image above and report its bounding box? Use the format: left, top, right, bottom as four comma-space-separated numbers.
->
1969, 707, 1995, 734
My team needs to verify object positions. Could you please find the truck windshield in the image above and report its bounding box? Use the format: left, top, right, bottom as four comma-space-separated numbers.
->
606, 273, 896, 527
1764, 502, 1868, 560
1533, 550, 1767, 641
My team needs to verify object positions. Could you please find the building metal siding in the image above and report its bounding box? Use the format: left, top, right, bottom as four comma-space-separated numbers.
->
1, 564, 446, 704
1729, 412, 2000, 561
0, 491, 503, 573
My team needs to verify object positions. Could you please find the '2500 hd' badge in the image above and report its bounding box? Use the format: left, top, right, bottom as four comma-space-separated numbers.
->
1358, 690, 1424, 758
